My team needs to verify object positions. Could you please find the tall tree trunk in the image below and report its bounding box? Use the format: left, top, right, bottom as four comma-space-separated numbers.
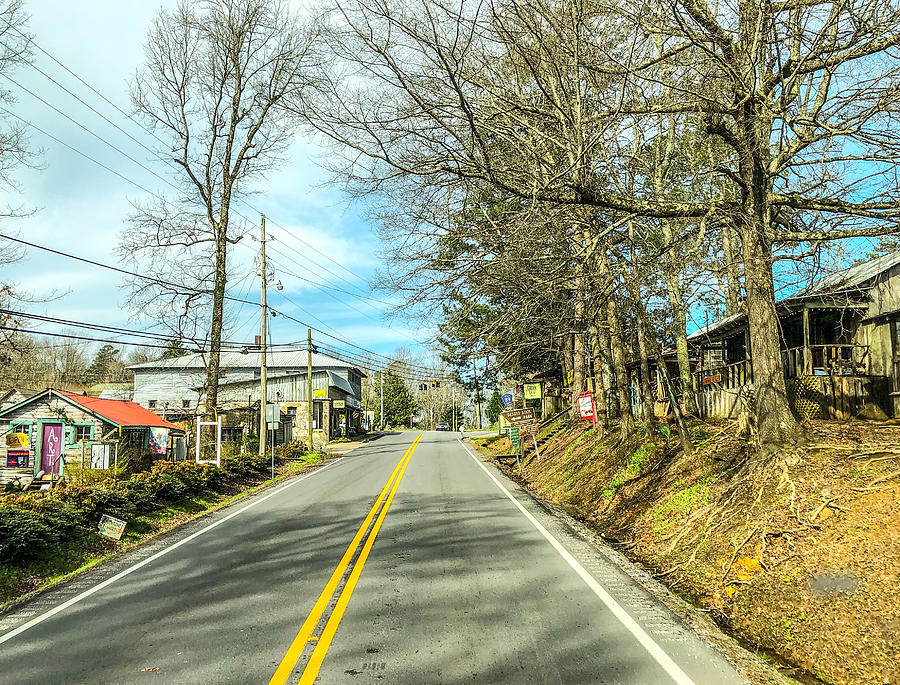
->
722, 223, 743, 315
635, 316, 656, 425
598, 251, 634, 437
204, 233, 227, 418
590, 322, 609, 431
664, 272, 698, 416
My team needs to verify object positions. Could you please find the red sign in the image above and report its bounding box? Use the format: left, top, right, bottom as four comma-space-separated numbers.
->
577, 392, 595, 421
701, 374, 722, 386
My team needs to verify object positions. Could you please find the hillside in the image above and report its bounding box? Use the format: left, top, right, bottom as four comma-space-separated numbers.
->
473, 419, 900, 685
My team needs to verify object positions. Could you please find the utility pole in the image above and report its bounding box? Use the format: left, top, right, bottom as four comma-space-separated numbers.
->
307, 328, 313, 452
473, 356, 482, 429
258, 215, 267, 458
380, 368, 384, 430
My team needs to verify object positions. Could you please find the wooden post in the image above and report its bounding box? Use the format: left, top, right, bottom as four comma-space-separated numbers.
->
802, 307, 811, 375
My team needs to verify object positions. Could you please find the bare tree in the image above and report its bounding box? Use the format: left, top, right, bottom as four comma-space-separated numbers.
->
305, 0, 900, 447
119, 0, 316, 417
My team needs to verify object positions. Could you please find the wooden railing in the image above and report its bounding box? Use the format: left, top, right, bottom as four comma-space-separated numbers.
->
782, 344, 870, 377
693, 359, 753, 391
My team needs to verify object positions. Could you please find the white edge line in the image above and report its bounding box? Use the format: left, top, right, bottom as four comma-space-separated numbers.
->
0, 457, 344, 646
457, 438, 696, 685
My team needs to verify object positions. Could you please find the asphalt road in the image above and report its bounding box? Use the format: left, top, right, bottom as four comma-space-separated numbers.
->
0, 432, 747, 684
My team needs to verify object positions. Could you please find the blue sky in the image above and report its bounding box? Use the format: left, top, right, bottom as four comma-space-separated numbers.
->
1, 0, 432, 366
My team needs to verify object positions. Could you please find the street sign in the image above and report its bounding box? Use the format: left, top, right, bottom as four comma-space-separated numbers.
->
265, 403, 280, 423
502, 407, 537, 426
501, 392, 513, 410
523, 383, 542, 400
577, 392, 595, 421
509, 426, 520, 447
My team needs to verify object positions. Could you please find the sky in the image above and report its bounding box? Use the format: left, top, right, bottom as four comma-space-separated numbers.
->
0, 0, 433, 369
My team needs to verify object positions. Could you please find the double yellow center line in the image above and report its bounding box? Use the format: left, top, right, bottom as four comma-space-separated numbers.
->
269, 435, 423, 685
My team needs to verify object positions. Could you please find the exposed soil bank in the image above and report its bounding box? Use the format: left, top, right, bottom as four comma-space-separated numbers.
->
473, 419, 900, 685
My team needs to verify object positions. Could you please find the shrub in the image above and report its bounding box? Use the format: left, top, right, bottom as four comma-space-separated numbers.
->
0, 506, 58, 562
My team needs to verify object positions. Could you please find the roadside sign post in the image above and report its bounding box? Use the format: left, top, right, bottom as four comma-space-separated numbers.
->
577, 392, 596, 431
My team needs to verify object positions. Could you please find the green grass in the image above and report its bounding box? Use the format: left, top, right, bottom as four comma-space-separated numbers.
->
601, 444, 653, 499
652, 476, 716, 533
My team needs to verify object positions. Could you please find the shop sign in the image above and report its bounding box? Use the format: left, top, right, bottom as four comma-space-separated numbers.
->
701, 374, 722, 385
6, 432, 29, 448
333, 400, 346, 409
313, 389, 327, 398
523, 383, 542, 400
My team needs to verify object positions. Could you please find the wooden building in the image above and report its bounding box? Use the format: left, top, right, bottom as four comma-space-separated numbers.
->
690, 252, 900, 420
1, 389, 184, 485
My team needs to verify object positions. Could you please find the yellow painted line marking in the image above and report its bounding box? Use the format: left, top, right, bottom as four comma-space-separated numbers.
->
297, 435, 421, 684
269, 435, 422, 685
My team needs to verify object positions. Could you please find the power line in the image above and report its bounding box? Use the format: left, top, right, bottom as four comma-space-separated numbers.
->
13, 28, 375, 289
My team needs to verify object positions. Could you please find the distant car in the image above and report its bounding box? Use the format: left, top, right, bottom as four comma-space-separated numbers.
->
436, 422, 450, 431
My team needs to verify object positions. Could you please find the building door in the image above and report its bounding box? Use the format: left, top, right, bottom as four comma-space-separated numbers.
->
40, 422, 63, 475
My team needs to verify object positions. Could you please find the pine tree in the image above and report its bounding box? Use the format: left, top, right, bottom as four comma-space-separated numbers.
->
381, 372, 416, 427
486, 390, 503, 426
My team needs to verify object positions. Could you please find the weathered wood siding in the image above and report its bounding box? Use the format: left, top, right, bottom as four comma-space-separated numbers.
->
1, 392, 111, 477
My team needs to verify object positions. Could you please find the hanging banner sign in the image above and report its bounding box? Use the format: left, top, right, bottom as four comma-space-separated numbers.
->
577, 392, 596, 421
501, 393, 514, 410
6, 449, 28, 467
6, 432, 29, 448
523, 383, 542, 400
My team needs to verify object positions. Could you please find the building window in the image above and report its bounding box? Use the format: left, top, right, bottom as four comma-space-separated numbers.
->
69, 424, 93, 446
123, 429, 146, 448
182, 399, 191, 409
148, 400, 157, 409
222, 427, 243, 443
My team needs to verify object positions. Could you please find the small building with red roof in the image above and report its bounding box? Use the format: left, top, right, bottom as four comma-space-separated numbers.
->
0, 388, 185, 483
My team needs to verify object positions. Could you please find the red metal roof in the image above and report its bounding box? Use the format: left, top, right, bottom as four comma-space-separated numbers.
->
55, 390, 183, 431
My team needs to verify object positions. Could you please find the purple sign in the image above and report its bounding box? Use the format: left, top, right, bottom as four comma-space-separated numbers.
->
41, 423, 63, 474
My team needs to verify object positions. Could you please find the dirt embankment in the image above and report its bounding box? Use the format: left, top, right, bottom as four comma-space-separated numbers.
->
473, 420, 900, 685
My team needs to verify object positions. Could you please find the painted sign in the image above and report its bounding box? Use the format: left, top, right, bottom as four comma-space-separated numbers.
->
148, 428, 169, 455
98, 514, 126, 540
502, 408, 537, 427
701, 374, 722, 386
333, 400, 346, 409
313, 388, 327, 398
577, 392, 596, 421
40, 423, 63, 475
6, 449, 28, 467
523, 383, 542, 400
6, 432, 29, 448
501, 393, 513, 410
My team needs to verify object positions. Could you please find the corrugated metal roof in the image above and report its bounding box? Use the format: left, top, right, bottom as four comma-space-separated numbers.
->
688, 251, 900, 342
55, 390, 183, 430
215, 369, 354, 396
788, 250, 900, 299
127, 350, 366, 375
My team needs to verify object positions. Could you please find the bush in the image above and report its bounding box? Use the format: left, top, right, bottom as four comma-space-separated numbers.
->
0, 507, 58, 562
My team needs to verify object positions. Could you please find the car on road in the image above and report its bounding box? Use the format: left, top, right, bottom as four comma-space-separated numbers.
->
436, 422, 450, 431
